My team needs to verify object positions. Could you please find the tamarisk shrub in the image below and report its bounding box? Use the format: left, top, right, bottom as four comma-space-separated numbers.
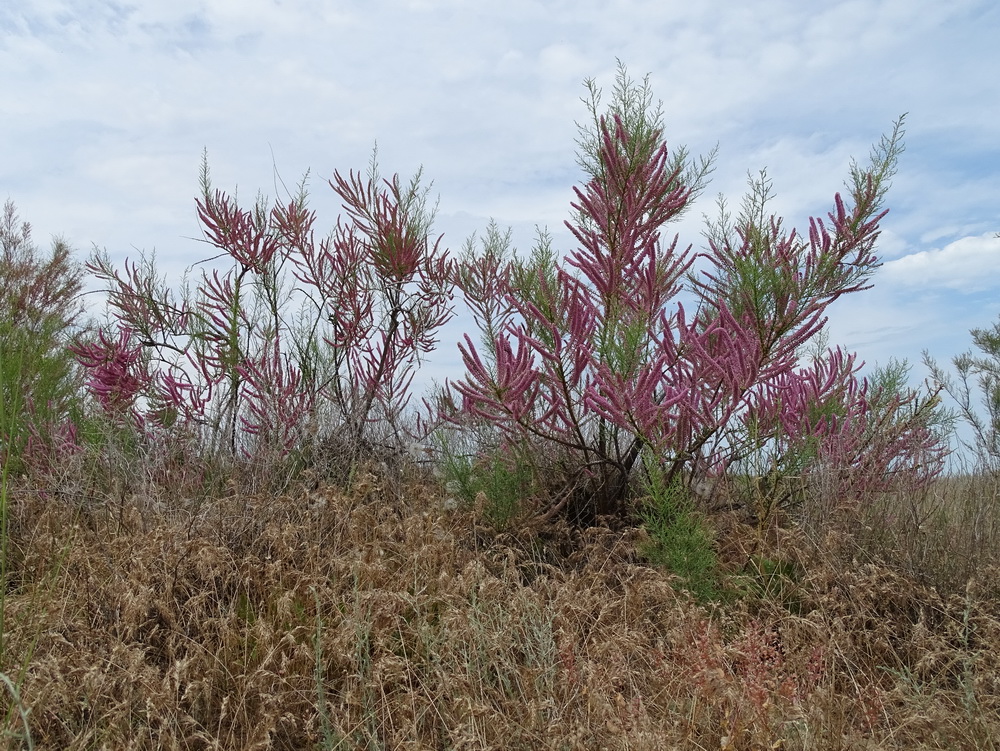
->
451, 66, 945, 526
77, 154, 454, 481
0, 200, 86, 477
926, 316, 1000, 471
290, 163, 454, 447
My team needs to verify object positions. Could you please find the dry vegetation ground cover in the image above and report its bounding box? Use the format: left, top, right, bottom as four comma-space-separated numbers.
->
1, 464, 998, 750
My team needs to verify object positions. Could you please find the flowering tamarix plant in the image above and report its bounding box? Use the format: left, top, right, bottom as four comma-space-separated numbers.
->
451, 69, 945, 523
77, 154, 454, 469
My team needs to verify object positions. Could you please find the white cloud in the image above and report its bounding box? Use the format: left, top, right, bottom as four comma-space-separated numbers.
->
881, 233, 1000, 291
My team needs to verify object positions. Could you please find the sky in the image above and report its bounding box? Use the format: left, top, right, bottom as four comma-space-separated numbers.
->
2, 0, 999, 408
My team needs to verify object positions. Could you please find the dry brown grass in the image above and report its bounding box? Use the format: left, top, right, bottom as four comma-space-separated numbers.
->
1, 466, 998, 750
849, 474, 1000, 594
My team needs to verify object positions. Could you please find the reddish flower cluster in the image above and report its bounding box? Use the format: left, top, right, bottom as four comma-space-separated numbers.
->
71, 328, 147, 419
